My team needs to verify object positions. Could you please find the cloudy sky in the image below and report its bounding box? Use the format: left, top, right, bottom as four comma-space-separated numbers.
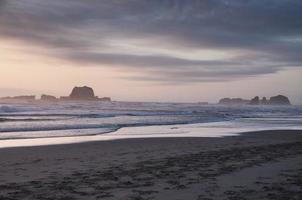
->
0, 0, 301, 103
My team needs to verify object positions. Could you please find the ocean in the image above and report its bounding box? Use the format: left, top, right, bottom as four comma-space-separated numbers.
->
0, 101, 302, 147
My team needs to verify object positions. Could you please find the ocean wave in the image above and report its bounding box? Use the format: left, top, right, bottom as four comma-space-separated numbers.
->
0, 104, 43, 113
0, 124, 118, 133
0, 105, 23, 113
0, 118, 57, 122
0, 119, 217, 134
0, 102, 301, 140
0, 128, 117, 140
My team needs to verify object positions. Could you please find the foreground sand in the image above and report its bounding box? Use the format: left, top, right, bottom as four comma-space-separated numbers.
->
0, 130, 301, 200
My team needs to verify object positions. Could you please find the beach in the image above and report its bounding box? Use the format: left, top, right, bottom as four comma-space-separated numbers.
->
2, 0, 302, 199
0, 129, 301, 200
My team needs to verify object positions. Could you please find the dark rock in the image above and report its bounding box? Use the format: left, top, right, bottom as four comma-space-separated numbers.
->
269, 95, 291, 105
219, 98, 249, 105
250, 96, 260, 105
0, 86, 112, 103
261, 97, 268, 105
59, 86, 111, 101
219, 98, 231, 104
41, 95, 57, 101
69, 86, 97, 100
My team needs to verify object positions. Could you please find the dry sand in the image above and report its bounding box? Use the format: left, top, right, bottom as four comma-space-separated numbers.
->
0, 130, 301, 200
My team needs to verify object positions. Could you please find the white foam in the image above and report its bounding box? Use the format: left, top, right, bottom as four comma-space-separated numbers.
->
1, 120, 301, 148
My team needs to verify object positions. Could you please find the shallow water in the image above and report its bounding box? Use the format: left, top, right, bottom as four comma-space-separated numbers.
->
0, 101, 302, 147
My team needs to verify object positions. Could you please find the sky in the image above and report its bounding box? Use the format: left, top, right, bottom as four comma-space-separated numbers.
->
0, 0, 301, 104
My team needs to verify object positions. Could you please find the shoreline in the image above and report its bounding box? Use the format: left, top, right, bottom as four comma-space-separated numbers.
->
0, 128, 301, 149
1, 116, 301, 148
0, 128, 300, 148
0, 130, 302, 199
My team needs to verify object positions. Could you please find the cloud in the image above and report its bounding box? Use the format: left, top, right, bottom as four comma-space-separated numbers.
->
63, 51, 283, 82
0, 0, 301, 82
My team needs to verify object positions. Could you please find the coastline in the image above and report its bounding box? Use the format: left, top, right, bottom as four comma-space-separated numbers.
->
0, 129, 301, 199
2, 118, 302, 149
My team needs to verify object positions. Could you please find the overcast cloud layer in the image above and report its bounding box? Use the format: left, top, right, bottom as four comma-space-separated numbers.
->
0, 0, 302, 82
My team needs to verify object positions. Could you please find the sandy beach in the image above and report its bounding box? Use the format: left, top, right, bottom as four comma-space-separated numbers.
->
2, 0, 302, 199
0, 130, 301, 200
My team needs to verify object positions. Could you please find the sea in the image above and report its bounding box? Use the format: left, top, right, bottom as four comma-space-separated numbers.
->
0, 101, 302, 148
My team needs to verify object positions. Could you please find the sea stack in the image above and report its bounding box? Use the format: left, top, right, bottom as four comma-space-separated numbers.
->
59, 86, 110, 101
250, 96, 260, 105
269, 95, 291, 105
218, 98, 250, 105
41, 94, 57, 101
261, 97, 268, 105
69, 86, 98, 100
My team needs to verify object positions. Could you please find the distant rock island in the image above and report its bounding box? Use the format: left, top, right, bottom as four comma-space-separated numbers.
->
41, 94, 57, 101
218, 98, 250, 105
60, 86, 100, 101
59, 86, 111, 101
0, 86, 111, 103
268, 95, 291, 105
219, 95, 291, 105
71, 86, 96, 100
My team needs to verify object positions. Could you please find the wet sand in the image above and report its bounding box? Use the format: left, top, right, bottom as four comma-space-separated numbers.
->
0, 130, 301, 200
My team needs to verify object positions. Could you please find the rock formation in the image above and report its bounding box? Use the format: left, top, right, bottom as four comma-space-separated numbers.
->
41, 95, 57, 101
69, 86, 97, 100
0, 86, 112, 103
219, 98, 250, 105
219, 95, 291, 106
250, 96, 260, 105
261, 97, 268, 105
269, 95, 291, 105
60, 86, 111, 101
